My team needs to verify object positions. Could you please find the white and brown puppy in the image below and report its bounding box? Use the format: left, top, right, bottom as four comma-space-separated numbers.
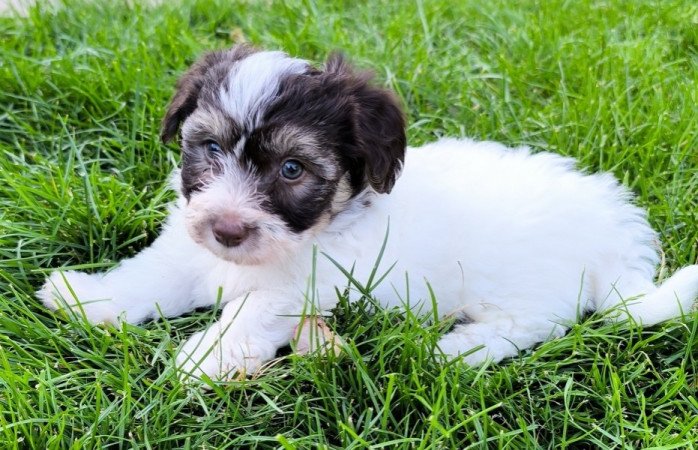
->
40, 46, 698, 380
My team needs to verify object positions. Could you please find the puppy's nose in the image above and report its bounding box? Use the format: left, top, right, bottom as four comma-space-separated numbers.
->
212, 218, 252, 247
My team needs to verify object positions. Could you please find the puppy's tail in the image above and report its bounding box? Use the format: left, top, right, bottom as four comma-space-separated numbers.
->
610, 265, 698, 326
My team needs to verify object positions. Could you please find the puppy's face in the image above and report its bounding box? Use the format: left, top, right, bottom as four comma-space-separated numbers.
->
161, 46, 405, 265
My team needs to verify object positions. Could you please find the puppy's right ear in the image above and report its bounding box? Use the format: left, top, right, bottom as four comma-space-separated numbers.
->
160, 51, 222, 143
160, 45, 257, 143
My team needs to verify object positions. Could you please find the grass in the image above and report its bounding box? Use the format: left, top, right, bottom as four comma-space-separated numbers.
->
1, 0, 697, 447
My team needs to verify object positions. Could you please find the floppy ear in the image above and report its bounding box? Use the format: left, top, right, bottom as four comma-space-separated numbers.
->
326, 53, 406, 194
160, 51, 222, 143
160, 45, 257, 143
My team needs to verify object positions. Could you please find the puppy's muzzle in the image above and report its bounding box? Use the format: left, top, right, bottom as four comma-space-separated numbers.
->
212, 214, 256, 247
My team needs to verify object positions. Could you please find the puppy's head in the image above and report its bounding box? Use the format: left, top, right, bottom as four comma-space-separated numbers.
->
161, 45, 405, 265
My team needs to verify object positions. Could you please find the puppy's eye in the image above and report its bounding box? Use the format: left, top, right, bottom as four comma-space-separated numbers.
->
205, 141, 223, 155
280, 159, 304, 180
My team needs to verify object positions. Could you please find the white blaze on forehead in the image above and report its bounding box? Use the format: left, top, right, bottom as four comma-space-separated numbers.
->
231, 136, 247, 156
220, 51, 309, 131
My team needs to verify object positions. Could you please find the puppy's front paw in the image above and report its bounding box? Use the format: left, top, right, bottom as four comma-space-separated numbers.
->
437, 332, 491, 366
38, 271, 121, 324
176, 327, 276, 382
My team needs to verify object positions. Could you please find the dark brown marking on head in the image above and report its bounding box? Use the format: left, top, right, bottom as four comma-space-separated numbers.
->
160, 45, 258, 144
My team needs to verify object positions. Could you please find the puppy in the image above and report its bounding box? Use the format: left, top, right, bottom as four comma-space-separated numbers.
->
39, 46, 698, 380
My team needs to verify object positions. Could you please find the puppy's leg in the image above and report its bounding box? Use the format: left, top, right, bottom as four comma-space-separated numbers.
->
594, 265, 698, 326
38, 223, 202, 324
436, 312, 567, 366
177, 290, 301, 380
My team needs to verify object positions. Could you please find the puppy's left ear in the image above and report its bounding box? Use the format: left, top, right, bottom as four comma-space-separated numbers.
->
327, 54, 406, 194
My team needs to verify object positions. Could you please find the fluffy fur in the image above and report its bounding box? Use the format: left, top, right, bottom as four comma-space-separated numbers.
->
39, 46, 698, 380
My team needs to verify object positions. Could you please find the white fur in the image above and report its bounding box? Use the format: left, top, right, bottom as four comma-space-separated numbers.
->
220, 51, 308, 134
183, 158, 301, 265
38, 138, 698, 379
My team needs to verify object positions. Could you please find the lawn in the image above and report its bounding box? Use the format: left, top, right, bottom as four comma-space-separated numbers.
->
1, 0, 697, 448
